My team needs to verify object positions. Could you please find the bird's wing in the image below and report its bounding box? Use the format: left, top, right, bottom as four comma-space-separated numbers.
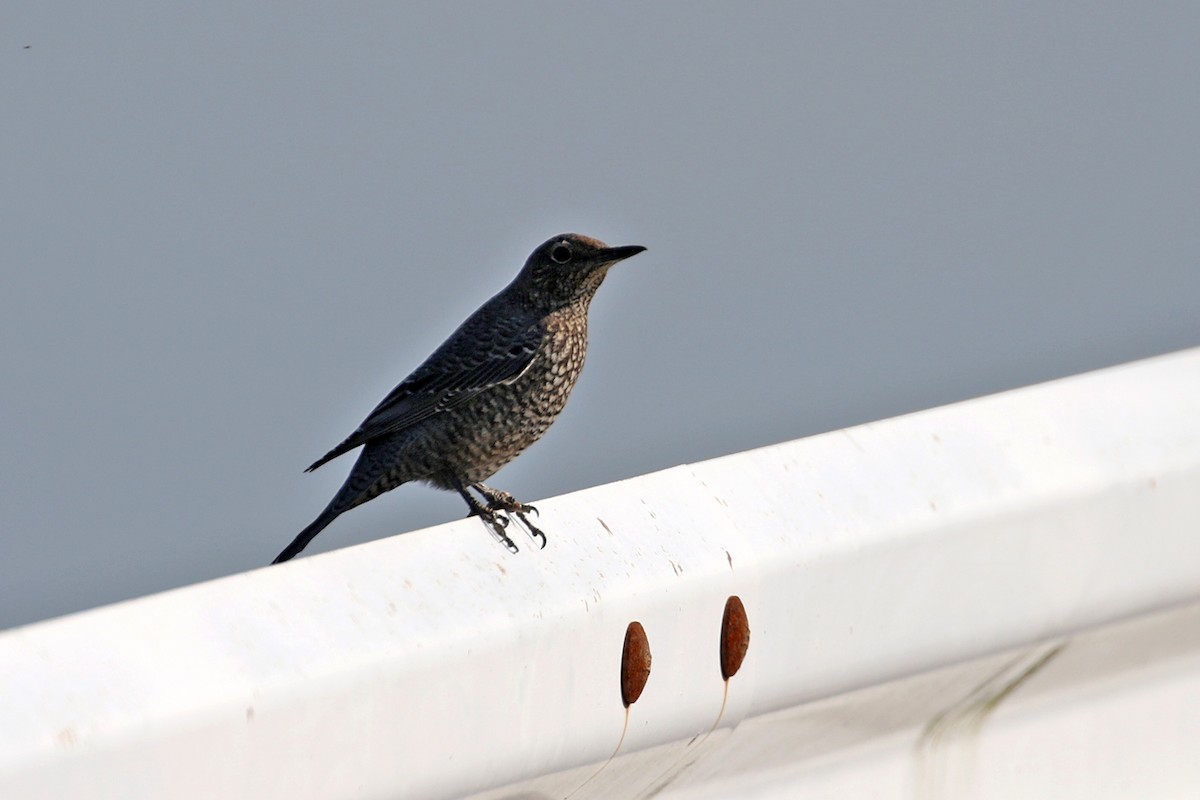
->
306, 314, 544, 472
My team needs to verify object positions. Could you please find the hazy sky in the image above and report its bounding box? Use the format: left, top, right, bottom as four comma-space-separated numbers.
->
2, 4, 1198, 629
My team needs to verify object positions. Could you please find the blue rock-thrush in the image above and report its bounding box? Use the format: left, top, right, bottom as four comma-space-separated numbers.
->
273, 233, 646, 563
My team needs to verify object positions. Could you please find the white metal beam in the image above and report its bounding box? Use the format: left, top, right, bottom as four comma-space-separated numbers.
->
2, 348, 1199, 799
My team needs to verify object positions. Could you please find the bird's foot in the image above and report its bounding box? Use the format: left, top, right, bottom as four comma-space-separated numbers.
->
506, 508, 547, 549
466, 504, 519, 554
473, 484, 547, 549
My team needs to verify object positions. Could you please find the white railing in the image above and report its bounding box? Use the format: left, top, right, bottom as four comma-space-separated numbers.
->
3, 348, 1199, 800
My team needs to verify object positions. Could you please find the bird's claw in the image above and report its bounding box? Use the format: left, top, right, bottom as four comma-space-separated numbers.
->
509, 510, 548, 549
485, 517, 518, 553
467, 506, 518, 552
492, 500, 538, 519
464, 484, 546, 552
528, 526, 548, 549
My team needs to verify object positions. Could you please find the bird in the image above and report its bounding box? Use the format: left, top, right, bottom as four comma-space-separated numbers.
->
272, 233, 646, 563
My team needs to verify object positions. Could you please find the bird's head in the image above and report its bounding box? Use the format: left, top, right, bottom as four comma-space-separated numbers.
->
514, 233, 646, 309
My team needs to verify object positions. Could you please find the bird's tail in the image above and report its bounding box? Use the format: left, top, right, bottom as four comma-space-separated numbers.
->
272, 506, 341, 564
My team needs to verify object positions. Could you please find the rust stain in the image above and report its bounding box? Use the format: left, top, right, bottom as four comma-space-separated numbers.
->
621, 621, 652, 707
720, 595, 750, 680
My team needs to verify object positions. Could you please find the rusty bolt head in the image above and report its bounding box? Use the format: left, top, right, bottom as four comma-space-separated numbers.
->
720, 596, 750, 680
621, 621, 652, 706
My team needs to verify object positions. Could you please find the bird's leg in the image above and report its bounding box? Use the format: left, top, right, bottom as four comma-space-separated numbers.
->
472, 483, 538, 516
451, 477, 518, 554
472, 483, 547, 549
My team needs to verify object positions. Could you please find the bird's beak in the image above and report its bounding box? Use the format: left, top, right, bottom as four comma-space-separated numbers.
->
597, 245, 647, 264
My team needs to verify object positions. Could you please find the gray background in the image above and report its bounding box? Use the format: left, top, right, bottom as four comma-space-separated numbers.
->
2, 5, 1197, 630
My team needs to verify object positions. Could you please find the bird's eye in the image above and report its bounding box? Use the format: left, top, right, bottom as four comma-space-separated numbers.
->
550, 243, 573, 264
